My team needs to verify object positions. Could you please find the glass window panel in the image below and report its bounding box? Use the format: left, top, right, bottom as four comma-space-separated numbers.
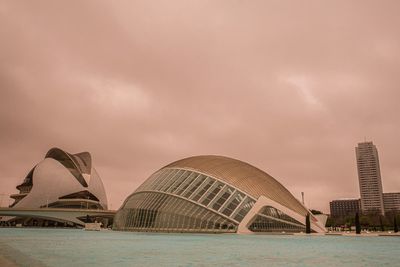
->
145, 195, 159, 229
183, 174, 205, 198
175, 172, 197, 195
233, 197, 255, 222
165, 197, 179, 228
249, 215, 305, 233
135, 172, 157, 192
168, 171, 191, 194
114, 191, 239, 233
163, 170, 185, 192
144, 169, 168, 191
190, 178, 215, 202
153, 169, 176, 191
205, 214, 216, 229
146, 169, 168, 191
260, 206, 304, 225
211, 186, 234, 211
200, 182, 223, 206
171, 199, 185, 229
221, 192, 245, 217
158, 169, 180, 192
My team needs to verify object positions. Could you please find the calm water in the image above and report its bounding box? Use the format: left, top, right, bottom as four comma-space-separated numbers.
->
0, 228, 399, 267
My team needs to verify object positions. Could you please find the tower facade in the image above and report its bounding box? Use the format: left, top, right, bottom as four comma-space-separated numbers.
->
355, 142, 385, 215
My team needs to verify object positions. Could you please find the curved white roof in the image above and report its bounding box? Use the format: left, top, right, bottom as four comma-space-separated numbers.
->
12, 147, 108, 210
165, 155, 308, 216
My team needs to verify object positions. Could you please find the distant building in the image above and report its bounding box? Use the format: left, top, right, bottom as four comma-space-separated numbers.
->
329, 141, 400, 216
356, 142, 385, 215
383, 192, 400, 213
329, 199, 361, 217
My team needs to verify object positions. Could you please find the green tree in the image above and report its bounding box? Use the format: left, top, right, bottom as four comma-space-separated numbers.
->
379, 216, 385, 232
347, 215, 355, 224
359, 215, 371, 227
355, 212, 361, 234
345, 216, 354, 230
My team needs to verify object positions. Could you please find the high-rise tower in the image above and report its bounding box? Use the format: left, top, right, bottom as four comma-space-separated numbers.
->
355, 141, 385, 215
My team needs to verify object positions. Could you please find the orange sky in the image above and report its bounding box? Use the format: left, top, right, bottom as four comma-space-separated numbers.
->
1, 0, 400, 212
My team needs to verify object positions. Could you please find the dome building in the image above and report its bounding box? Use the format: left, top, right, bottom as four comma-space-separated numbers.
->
113, 155, 326, 233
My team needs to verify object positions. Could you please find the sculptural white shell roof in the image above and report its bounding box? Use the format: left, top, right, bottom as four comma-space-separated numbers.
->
12, 147, 108, 210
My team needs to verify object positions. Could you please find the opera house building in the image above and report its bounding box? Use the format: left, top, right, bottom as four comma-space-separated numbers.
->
113, 156, 326, 234
5, 148, 108, 226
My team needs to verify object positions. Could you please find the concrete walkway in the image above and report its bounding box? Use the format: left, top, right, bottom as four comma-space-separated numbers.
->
0, 242, 45, 267
0, 256, 18, 267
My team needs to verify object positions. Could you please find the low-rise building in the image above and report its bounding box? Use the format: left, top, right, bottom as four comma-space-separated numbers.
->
383, 192, 400, 213
329, 198, 361, 217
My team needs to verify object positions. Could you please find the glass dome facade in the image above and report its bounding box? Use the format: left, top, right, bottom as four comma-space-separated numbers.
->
113, 156, 326, 233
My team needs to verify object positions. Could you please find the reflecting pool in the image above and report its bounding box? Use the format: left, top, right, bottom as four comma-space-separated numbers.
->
0, 228, 399, 266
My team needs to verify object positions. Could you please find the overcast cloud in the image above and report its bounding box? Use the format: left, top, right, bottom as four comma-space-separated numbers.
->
1, 0, 400, 212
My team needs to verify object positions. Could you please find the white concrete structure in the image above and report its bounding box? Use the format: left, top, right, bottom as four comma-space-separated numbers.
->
114, 155, 326, 233
0, 208, 114, 226
7, 148, 108, 225
238, 195, 326, 234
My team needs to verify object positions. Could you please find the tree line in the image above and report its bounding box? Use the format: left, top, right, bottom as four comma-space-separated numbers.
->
325, 211, 399, 233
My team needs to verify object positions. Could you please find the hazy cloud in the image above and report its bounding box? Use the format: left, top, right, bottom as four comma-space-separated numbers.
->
1, 0, 400, 212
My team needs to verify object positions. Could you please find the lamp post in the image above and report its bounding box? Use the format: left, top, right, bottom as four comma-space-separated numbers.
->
306, 213, 311, 234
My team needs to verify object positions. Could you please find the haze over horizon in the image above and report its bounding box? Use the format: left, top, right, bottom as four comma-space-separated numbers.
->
1, 1, 400, 213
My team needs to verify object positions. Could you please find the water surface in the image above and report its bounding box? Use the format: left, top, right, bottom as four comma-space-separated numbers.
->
0, 228, 399, 266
